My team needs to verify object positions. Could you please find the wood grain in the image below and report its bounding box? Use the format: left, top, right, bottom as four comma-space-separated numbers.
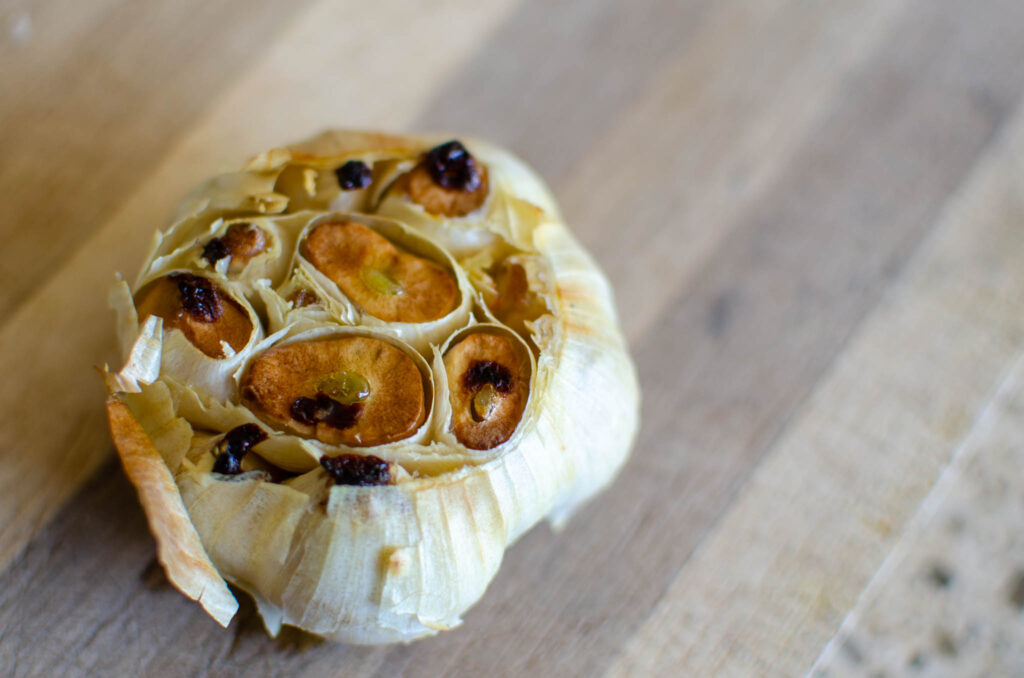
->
814, 338, 1024, 676
608, 87, 1024, 678
2, 0, 1023, 676
0, 0, 312, 318
560, 0, 909, 342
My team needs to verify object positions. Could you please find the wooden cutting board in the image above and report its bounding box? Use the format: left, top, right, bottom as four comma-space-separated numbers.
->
3, 1, 1024, 675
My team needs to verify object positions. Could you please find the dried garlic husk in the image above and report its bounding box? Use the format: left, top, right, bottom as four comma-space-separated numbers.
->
103, 130, 639, 644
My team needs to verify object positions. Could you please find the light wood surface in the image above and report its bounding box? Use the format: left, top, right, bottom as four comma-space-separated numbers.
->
2, 1, 1023, 676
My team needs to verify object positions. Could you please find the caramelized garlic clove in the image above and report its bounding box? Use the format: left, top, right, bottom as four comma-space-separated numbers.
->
301, 220, 458, 323
134, 273, 253, 359
242, 336, 426, 447
484, 258, 551, 340
404, 140, 489, 217
374, 140, 503, 259
443, 332, 530, 450
201, 222, 269, 274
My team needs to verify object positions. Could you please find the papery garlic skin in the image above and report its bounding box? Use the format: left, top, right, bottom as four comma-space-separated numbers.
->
104, 130, 639, 644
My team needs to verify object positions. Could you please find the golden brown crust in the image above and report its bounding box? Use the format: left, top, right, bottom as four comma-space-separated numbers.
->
301, 221, 458, 323
444, 333, 530, 449
241, 336, 426, 447
105, 397, 238, 626
134, 275, 252, 358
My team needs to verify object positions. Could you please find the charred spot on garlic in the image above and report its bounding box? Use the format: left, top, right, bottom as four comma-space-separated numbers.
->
134, 273, 252, 358
405, 140, 489, 216
424, 141, 481, 191
463, 361, 514, 425
320, 454, 391, 486
212, 454, 242, 476
334, 160, 372, 190
290, 394, 363, 430
202, 222, 268, 272
173, 273, 222, 322
463, 360, 513, 393
212, 423, 268, 475
444, 333, 530, 450
301, 221, 458, 323
201, 238, 230, 265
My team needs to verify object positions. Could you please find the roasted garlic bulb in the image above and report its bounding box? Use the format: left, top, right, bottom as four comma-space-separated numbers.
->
103, 131, 639, 644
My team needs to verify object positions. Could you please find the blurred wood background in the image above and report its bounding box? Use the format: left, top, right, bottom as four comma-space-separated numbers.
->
2, 0, 1024, 675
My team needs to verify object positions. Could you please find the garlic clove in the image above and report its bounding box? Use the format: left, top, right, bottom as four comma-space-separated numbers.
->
290, 213, 475, 354
200, 221, 268, 274
301, 220, 458, 323
403, 140, 490, 217
241, 336, 426, 447
481, 256, 553, 343
443, 332, 531, 450
134, 273, 252, 359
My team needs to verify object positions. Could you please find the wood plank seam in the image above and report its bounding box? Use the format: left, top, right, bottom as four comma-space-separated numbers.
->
603, 81, 1024, 677
809, 342, 1024, 676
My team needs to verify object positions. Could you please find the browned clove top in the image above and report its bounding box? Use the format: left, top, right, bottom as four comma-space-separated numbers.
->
134, 273, 252, 358
405, 140, 489, 217
242, 336, 426, 447
486, 260, 548, 337
444, 332, 530, 450
302, 221, 458, 323
202, 222, 268, 273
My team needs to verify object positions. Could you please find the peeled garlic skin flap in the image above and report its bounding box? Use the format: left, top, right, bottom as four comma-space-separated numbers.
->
104, 130, 640, 644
